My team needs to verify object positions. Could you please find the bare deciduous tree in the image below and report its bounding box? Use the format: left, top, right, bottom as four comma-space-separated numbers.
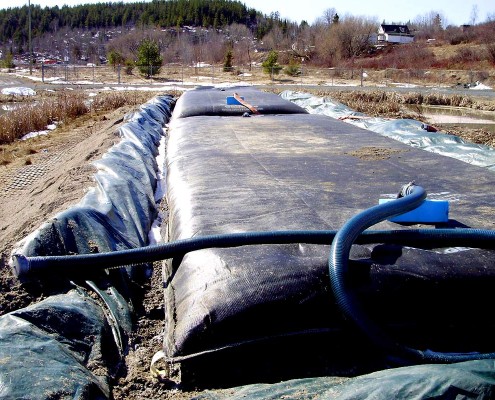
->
336, 15, 377, 59
322, 8, 337, 26
313, 14, 377, 66
261, 25, 289, 51
412, 11, 447, 39
207, 29, 228, 63
470, 5, 479, 25
227, 23, 254, 68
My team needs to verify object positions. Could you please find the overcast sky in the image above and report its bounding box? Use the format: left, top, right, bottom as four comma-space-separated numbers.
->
1, 0, 493, 26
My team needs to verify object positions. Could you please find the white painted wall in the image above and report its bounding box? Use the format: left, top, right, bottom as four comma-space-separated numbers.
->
385, 34, 414, 44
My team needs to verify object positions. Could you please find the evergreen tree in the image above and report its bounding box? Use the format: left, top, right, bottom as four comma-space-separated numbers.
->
136, 38, 162, 78
262, 50, 282, 78
107, 49, 125, 69
1, 52, 14, 69
223, 48, 233, 72
284, 57, 300, 76
433, 14, 443, 32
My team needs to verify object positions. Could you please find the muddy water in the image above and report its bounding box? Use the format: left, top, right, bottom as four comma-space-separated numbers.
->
408, 105, 495, 133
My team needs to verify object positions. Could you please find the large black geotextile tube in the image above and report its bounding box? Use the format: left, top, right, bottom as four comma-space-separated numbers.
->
328, 184, 495, 364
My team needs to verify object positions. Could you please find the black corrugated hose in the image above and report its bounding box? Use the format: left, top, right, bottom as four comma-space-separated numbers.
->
12, 184, 495, 364
328, 183, 495, 363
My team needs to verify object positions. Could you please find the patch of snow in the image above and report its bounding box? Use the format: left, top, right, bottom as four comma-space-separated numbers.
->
214, 82, 253, 89
20, 122, 57, 141
470, 82, 492, 90
16, 74, 63, 83
21, 130, 49, 140
323, 82, 359, 87
50, 80, 102, 85
148, 212, 164, 245
44, 77, 63, 82
192, 62, 211, 68
391, 82, 418, 88
1, 104, 18, 111
197, 76, 216, 81
1, 87, 36, 96
111, 85, 193, 92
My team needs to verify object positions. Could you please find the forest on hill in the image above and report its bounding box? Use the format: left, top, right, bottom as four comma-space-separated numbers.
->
0, 0, 271, 46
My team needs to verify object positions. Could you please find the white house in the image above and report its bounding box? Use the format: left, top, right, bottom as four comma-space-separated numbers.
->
377, 24, 414, 44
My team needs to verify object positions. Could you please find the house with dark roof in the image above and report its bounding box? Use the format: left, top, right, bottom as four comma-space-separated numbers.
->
378, 24, 414, 44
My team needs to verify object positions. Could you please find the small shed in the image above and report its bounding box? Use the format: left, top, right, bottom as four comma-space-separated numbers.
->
378, 24, 414, 44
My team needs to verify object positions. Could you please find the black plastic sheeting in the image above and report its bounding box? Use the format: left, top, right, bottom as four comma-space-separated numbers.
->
195, 359, 495, 399
164, 92, 495, 387
0, 290, 113, 399
18, 96, 173, 260
171, 86, 307, 119
1, 95, 174, 399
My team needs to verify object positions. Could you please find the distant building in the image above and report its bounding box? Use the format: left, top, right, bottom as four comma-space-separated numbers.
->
377, 24, 414, 44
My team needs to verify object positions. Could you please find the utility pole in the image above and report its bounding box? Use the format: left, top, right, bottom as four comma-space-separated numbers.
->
28, 0, 32, 75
